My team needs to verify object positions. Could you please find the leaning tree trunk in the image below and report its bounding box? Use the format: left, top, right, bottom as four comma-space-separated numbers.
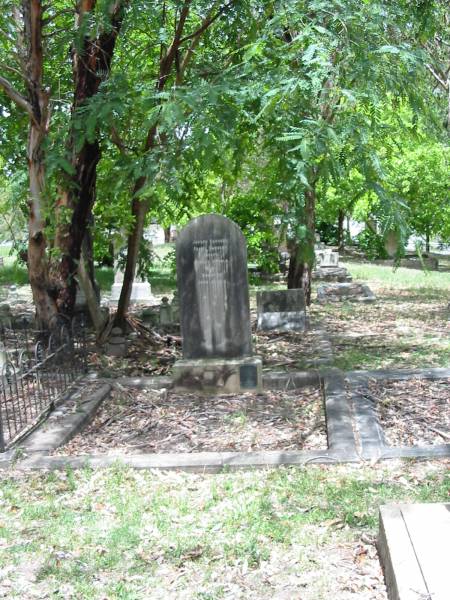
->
51, 0, 126, 318
23, 0, 59, 328
116, 178, 148, 325
114, 3, 193, 326
287, 184, 316, 305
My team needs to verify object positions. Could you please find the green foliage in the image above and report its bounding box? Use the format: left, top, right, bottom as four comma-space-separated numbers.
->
354, 228, 389, 260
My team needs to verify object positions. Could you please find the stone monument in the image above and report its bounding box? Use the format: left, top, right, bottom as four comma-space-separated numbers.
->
173, 214, 262, 393
256, 289, 307, 331
109, 266, 154, 305
313, 240, 352, 282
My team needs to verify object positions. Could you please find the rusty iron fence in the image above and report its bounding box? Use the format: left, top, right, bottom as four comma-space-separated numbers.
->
0, 316, 87, 452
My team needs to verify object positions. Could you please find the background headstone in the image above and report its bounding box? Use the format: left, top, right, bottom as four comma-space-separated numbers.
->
257, 289, 307, 331
176, 214, 252, 359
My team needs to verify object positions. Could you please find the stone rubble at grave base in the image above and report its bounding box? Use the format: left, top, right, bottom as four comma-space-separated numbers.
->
317, 282, 376, 303
312, 266, 352, 282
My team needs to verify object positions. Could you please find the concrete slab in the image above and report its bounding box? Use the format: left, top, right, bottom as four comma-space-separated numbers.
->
20, 449, 341, 473
379, 503, 450, 600
323, 369, 358, 458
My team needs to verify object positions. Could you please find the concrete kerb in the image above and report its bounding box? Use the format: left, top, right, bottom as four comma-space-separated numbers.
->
20, 449, 345, 473
18, 382, 112, 455
4, 366, 450, 473
346, 368, 450, 461
9, 367, 362, 472
322, 368, 358, 459
346, 377, 387, 460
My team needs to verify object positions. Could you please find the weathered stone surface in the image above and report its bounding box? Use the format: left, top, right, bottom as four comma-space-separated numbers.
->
312, 266, 352, 283
315, 248, 339, 268
105, 326, 128, 357
317, 282, 376, 303
257, 289, 306, 313
172, 357, 262, 393
256, 289, 307, 331
159, 297, 172, 326
176, 214, 252, 359
110, 280, 154, 305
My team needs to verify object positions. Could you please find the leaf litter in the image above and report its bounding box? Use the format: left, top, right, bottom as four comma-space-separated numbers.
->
368, 377, 450, 446
56, 385, 326, 455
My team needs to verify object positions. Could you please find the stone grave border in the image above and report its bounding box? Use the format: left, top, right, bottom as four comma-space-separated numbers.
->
0, 366, 448, 472
346, 367, 450, 462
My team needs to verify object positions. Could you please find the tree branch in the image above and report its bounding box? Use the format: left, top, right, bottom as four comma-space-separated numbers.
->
0, 75, 37, 122
179, 0, 234, 44
426, 63, 449, 90
0, 62, 30, 83
110, 125, 132, 154
159, 0, 191, 88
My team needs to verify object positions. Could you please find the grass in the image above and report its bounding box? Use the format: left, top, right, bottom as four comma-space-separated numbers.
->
0, 263, 29, 286
310, 261, 450, 371
0, 461, 448, 599
342, 261, 450, 291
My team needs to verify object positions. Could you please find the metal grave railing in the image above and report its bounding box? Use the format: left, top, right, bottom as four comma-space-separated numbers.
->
0, 316, 87, 452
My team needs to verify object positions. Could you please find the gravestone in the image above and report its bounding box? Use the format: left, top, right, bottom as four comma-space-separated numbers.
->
257, 289, 307, 331
105, 326, 128, 357
315, 247, 339, 268
159, 297, 172, 326
313, 244, 352, 282
173, 214, 262, 393
109, 266, 154, 305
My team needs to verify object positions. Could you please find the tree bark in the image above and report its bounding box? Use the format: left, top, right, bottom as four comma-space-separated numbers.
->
23, 0, 59, 329
78, 238, 107, 335
164, 226, 171, 243
287, 183, 316, 305
51, 0, 126, 318
337, 209, 345, 251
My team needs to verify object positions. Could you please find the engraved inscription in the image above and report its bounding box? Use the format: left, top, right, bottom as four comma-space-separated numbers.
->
193, 239, 229, 355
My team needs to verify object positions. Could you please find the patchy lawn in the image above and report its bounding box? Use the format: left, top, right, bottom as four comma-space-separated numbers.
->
311, 263, 450, 371
0, 461, 448, 599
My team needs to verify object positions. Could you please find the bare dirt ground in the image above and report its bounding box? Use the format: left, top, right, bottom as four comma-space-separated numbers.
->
57, 385, 326, 455
368, 377, 450, 446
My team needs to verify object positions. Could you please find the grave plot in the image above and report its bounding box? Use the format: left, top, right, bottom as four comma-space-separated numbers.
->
254, 329, 332, 370
56, 385, 327, 455
369, 377, 450, 447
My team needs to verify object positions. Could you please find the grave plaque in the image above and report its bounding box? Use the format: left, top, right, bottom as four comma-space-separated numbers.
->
176, 214, 252, 359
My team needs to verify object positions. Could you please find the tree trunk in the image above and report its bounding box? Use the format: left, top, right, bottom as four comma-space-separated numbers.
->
116, 178, 148, 325
114, 3, 193, 325
23, 0, 59, 329
78, 238, 107, 336
164, 226, 171, 243
337, 209, 345, 251
287, 183, 316, 305
426, 231, 430, 254
51, 0, 125, 318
